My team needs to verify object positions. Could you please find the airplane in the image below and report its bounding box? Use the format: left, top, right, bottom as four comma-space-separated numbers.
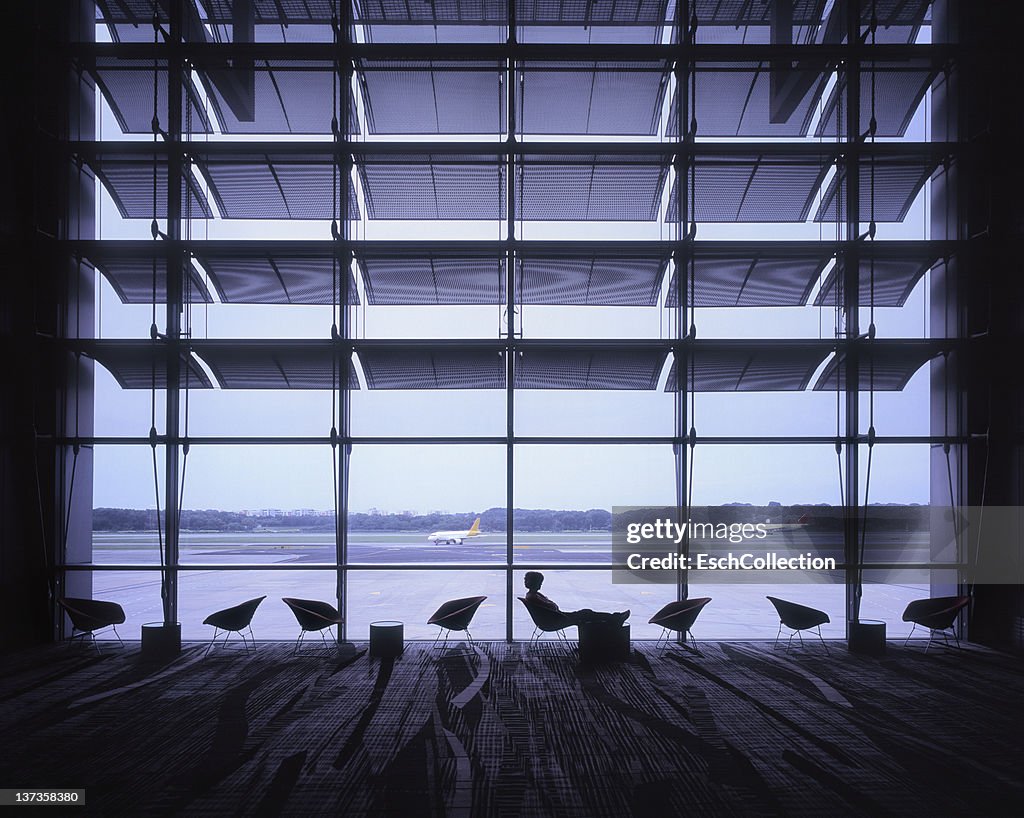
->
427, 517, 482, 545
762, 513, 812, 534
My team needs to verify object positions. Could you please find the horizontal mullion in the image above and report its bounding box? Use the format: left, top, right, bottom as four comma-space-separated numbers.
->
64, 239, 962, 255
62, 562, 966, 572
64, 563, 507, 571
59, 435, 970, 446
73, 337, 958, 351
71, 42, 955, 63
71, 140, 957, 159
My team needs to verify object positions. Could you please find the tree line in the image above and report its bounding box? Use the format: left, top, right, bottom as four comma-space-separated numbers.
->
93, 507, 613, 533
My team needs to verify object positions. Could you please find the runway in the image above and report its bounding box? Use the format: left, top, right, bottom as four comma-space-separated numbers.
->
83, 531, 933, 643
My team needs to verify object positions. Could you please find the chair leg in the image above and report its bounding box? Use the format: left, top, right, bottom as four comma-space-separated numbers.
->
293, 630, 305, 655
786, 630, 795, 653
112, 625, 124, 648
774, 622, 783, 648
816, 626, 830, 656
204, 628, 219, 658
248, 626, 256, 654
465, 628, 474, 648
904, 623, 917, 647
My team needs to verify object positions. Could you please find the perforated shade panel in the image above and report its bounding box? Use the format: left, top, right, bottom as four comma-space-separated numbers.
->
351, 1, 670, 44
89, 154, 213, 219
192, 247, 359, 305
198, 61, 360, 134
518, 154, 669, 221
83, 341, 213, 389
85, 252, 213, 304
813, 253, 938, 307
859, 0, 931, 44
814, 155, 936, 222
666, 247, 832, 307
514, 345, 667, 389
813, 341, 940, 391
815, 62, 935, 138
358, 61, 505, 134
92, 58, 212, 134
666, 155, 829, 222
691, 0, 828, 44
518, 250, 669, 306
667, 62, 828, 138
692, 0, 826, 26
96, 0, 206, 43
358, 153, 506, 220
193, 0, 335, 42
353, 0, 507, 26
517, 62, 668, 135
665, 343, 830, 392
202, 153, 360, 219
194, 341, 359, 389
356, 249, 504, 305
358, 345, 506, 389
518, 0, 671, 44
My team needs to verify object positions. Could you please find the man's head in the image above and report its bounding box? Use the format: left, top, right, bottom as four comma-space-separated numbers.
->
524, 571, 545, 591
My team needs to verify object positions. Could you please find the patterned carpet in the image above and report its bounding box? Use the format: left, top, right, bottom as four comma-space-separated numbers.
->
0, 640, 1022, 817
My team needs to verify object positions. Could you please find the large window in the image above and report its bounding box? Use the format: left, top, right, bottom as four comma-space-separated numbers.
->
68, 1, 959, 642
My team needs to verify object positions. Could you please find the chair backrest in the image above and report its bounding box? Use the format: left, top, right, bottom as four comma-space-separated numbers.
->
649, 598, 712, 631
518, 597, 573, 632
902, 596, 970, 629
203, 596, 266, 631
59, 597, 126, 632
766, 596, 830, 630
427, 596, 487, 631
282, 597, 343, 631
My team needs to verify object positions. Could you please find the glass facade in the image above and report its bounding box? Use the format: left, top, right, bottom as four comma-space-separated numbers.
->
65, 1, 961, 641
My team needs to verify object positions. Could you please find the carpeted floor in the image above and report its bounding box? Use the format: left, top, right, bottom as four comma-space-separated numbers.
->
0, 640, 1022, 816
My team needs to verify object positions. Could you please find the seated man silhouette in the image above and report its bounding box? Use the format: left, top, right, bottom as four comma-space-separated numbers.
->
523, 571, 629, 626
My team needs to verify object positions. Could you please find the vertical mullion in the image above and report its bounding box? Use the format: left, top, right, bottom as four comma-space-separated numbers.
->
674, 1, 690, 613
844, 0, 862, 632
164, 0, 183, 627
337, 0, 352, 641
505, 0, 516, 643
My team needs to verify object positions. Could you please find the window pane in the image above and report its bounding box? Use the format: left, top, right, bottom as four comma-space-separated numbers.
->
348, 569, 506, 640
75, 570, 163, 639
179, 569, 336, 641
513, 569, 666, 640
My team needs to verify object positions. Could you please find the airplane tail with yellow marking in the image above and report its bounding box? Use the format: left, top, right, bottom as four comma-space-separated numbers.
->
468, 517, 481, 536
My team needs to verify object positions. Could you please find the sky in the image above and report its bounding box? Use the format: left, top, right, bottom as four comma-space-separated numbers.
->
89, 19, 937, 514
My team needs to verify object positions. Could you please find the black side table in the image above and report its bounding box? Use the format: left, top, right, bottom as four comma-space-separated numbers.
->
369, 620, 404, 658
848, 619, 886, 656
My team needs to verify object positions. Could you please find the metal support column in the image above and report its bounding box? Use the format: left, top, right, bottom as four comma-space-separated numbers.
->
335, 0, 353, 641
163, 0, 184, 627
673, 1, 691, 614
504, 0, 517, 643
843, 0, 862, 630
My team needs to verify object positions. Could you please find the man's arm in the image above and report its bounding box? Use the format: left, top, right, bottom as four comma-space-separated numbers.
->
528, 590, 560, 611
